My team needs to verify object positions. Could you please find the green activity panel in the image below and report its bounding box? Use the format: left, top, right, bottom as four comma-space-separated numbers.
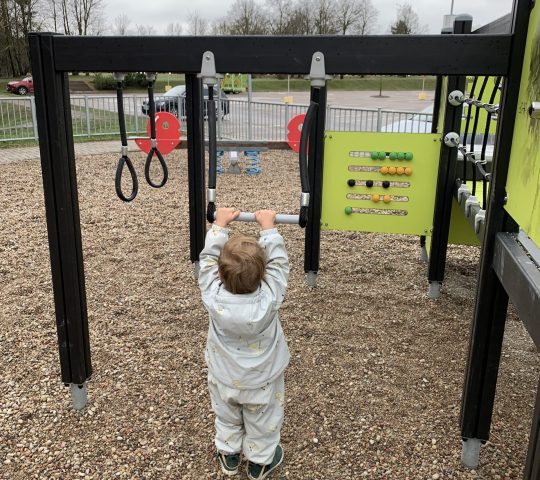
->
321, 132, 441, 236
505, 2, 540, 246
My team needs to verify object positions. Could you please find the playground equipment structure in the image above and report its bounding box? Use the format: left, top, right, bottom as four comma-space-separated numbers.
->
29, 0, 540, 475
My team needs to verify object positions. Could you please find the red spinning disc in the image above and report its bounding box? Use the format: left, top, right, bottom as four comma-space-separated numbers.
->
135, 112, 181, 155
287, 113, 305, 153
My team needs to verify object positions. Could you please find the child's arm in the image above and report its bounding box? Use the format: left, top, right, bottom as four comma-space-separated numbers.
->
256, 210, 290, 305
198, 208, 240, 295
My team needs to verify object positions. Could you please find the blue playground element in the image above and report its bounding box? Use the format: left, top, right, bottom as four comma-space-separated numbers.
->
216, 150, 224, 174
244, 150, 261, 175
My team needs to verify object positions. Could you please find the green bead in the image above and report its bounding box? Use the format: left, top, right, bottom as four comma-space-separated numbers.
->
405, 152, 413, 160
397, 152, 405, 160
344, 206, 353, 215
370, 151, 378, 160
378, 151, 386, 160
389, 152, 397, 160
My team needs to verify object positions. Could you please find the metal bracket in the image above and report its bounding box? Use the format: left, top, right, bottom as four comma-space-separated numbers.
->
300, 192, 310, 207
529, 101, 540, 119
444, 132, 460, 148
145, 72, 157, 82
474, 209, 486, 234
207, 188, 216, 202
465, 195, 480, 217
199, 51, 223, 85
448, 90, 464, 106
457, 184, 470, 205
114, 72, 126, 82
308, 52, 332, 87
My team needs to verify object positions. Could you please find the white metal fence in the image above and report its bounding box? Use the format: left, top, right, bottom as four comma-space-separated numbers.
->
0, 94, 434, 143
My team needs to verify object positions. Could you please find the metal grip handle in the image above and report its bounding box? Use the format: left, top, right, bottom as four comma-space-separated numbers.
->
214, 212, 300, 225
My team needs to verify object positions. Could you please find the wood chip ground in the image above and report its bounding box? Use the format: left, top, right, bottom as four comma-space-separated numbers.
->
0, 150, 538, 479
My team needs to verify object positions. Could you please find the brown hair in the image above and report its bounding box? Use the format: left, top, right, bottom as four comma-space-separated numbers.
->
218, 235, 266, 294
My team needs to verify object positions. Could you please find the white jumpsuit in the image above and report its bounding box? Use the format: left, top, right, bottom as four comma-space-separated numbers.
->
198, 225, 290, 465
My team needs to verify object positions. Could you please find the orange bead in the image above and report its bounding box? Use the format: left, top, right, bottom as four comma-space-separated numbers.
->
388, 166, 397, 175
404, 167, 413, 176
372, 194, 381, 203
383, 195, 391, 203
380, 166, 389, 175
396, 167, 405, 175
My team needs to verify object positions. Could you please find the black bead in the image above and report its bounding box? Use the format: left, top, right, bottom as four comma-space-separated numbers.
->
382, 181, 390, 189
366, 180, 374, 188
347, 179, 356, 187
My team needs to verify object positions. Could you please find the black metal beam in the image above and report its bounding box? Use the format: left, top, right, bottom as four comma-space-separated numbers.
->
29, 33, 92, 385
492, 233, 540, 350
304, 85, 327, 276
460, 0, 532, 442
428, 17, 471, 287
49, 34, 512, 75
185, 74, 206, 264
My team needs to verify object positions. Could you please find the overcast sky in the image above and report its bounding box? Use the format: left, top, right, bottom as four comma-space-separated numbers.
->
103, 0, 514, 35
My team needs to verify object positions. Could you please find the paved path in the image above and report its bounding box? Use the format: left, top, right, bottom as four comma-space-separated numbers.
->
0, 140, 138, 164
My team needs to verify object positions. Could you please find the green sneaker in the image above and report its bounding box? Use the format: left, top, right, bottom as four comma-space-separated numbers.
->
246, 445, 283, 480
217, 451, 241, 476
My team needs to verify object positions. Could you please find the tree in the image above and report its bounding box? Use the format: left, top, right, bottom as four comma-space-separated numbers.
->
225, 0, 267, 35
112, 13, 131, 35
311, 0, 338, 34
390, 3, 424, 34
0, 0, 41, 76
355, 0, 378, 35
41, 0, 104, 35
186, 11, 208, 35
265, 0, 293, 34
135, 24, 156, 35
165, 21, 182, 35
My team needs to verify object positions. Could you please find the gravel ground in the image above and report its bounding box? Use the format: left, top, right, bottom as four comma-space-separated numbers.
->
0, 149, 538, 479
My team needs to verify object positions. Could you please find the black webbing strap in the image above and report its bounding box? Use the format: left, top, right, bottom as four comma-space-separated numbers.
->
462, 76, 478, 184
115, 79, 138, 202
145, 77, 169, 189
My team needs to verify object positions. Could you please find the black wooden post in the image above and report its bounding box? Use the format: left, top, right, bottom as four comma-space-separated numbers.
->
304, 84, 327, 286
459, 0, 531, 469
29, 33, 91, 409
427, 15, 471, 299
185, 74, 206, 276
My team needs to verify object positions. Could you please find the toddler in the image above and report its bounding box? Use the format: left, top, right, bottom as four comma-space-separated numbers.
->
198, 207, 290, 479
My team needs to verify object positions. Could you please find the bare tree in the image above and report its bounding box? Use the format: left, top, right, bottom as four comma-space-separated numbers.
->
311, 0, 338, 35
265, 0, 293, 34
335, 0, 358, 35
210, 18, 229, 35
0, 0, 41, 76
354, 0, 378, 35
112, 13, 131, 35
165, 21, 182, 35
135, 24, 156, 36
226, 0, 267, 35
186, 11, 209, 35
390, 3, 425, 34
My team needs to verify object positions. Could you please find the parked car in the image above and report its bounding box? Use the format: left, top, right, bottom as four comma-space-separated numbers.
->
141, 85, 230, 118
6, 76, 34, 95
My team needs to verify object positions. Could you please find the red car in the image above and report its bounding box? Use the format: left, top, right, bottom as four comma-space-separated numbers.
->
6, 76, 34, 95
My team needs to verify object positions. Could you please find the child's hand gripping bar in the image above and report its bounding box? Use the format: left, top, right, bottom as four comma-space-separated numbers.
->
214, 212, 300, 225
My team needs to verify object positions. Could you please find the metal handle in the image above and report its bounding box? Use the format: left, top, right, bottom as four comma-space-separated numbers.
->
214, 212, 299, 225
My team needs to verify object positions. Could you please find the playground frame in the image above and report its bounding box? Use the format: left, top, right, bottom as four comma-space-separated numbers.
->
28, 0, 540, 475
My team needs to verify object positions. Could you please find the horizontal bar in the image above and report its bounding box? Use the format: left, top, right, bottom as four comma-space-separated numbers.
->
493, 232, 540, 350
215, 211, 299, 224
47, 34, 512, 76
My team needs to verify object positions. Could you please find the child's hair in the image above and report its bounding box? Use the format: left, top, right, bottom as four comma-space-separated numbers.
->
218, 235, 266, 294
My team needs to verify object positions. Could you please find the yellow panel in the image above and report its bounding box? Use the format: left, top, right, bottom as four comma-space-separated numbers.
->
321, 132, 441, 236
505, 4, 540, 245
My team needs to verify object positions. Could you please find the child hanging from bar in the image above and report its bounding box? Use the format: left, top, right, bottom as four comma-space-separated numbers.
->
198, 207, 290, 479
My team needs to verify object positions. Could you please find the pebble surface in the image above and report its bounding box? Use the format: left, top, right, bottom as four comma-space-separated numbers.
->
0, 150, 538, 479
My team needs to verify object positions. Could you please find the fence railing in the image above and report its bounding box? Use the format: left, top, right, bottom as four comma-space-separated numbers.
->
0, 94, 434, 143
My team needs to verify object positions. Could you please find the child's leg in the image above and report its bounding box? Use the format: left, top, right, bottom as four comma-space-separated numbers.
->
241, 374, 285, 465
208, 377, 244, 455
